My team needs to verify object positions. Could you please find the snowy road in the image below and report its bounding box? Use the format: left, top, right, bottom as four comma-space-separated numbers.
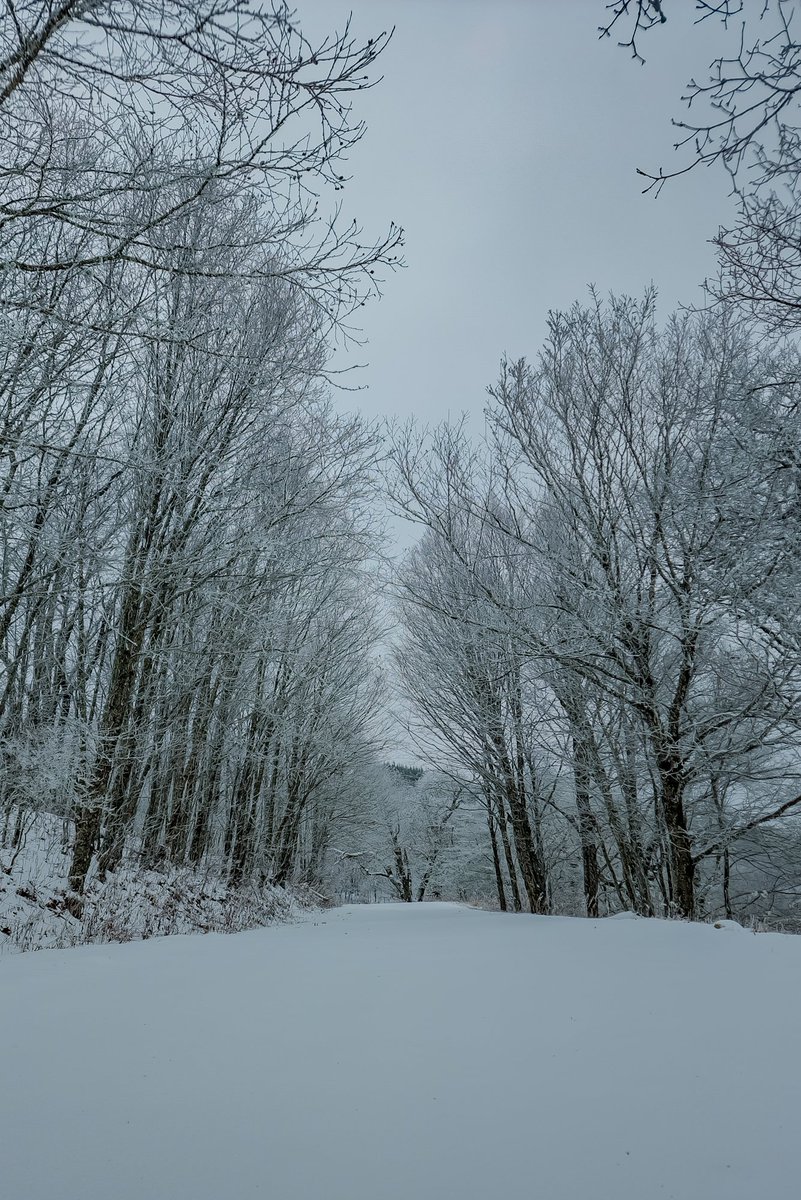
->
2, 902, 800, 1200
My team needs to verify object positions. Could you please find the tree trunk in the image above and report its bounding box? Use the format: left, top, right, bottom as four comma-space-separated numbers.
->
572, 732, 600, 918
487, 808, 508, 912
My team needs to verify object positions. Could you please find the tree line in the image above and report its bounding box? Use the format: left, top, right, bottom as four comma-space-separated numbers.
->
0, 1, 398, 910
4, 1, 801, 932
376, 0, 801, 926
389, 295, 801, 922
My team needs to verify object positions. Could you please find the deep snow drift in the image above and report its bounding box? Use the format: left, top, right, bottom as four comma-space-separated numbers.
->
2, 903, 799, 1200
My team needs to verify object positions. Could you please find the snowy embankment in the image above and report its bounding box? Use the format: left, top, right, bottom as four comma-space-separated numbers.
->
2, 904, 799, 1200
0, 813, 304, 953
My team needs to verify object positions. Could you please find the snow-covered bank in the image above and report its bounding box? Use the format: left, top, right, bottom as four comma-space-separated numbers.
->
2, 903, 799, 1200
0, 813, 305, 954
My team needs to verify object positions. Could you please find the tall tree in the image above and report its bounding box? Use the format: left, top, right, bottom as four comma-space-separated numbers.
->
390, 294, 801, 921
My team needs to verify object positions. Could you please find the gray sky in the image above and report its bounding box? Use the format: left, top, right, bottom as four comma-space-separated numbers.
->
296, 0, 738, 759
298, 0, 735, 427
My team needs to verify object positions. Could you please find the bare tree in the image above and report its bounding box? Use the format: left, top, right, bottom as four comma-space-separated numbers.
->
0, 2, 402, 912
389, 293, 801, 923
601, 1, 801, 331
0, 1, 402, 325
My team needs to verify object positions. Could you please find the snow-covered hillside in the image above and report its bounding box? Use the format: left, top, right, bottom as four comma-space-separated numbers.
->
0, 813, 303, 954
2, 903, 799, 1200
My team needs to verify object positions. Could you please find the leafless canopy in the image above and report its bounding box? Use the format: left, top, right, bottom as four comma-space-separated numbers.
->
602, 1, 801, 331
0, 2, 403, 326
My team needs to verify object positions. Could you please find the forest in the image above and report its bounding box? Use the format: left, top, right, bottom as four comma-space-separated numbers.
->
3, 0, 801, 948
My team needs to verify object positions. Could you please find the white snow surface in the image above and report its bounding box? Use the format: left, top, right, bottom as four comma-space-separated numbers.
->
2, 902, 799, 1200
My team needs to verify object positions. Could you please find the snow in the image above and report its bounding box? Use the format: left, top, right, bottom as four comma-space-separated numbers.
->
0, 812, 301, 953
1, 902, 799, 1199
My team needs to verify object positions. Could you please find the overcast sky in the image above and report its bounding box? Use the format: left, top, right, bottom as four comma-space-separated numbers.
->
293, 1, 740, 756
298, 0, 735, 428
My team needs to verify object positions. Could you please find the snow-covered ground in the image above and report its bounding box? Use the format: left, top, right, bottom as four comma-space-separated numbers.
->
0, 812, 301, 953
2, 903, 799, 1200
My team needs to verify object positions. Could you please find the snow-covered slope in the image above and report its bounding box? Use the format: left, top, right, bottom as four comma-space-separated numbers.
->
2, 904, 799, 1199
0, 812, 302, 953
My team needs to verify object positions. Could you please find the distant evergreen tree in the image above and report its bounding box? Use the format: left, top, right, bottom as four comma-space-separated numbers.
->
385, 763, 424, 786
